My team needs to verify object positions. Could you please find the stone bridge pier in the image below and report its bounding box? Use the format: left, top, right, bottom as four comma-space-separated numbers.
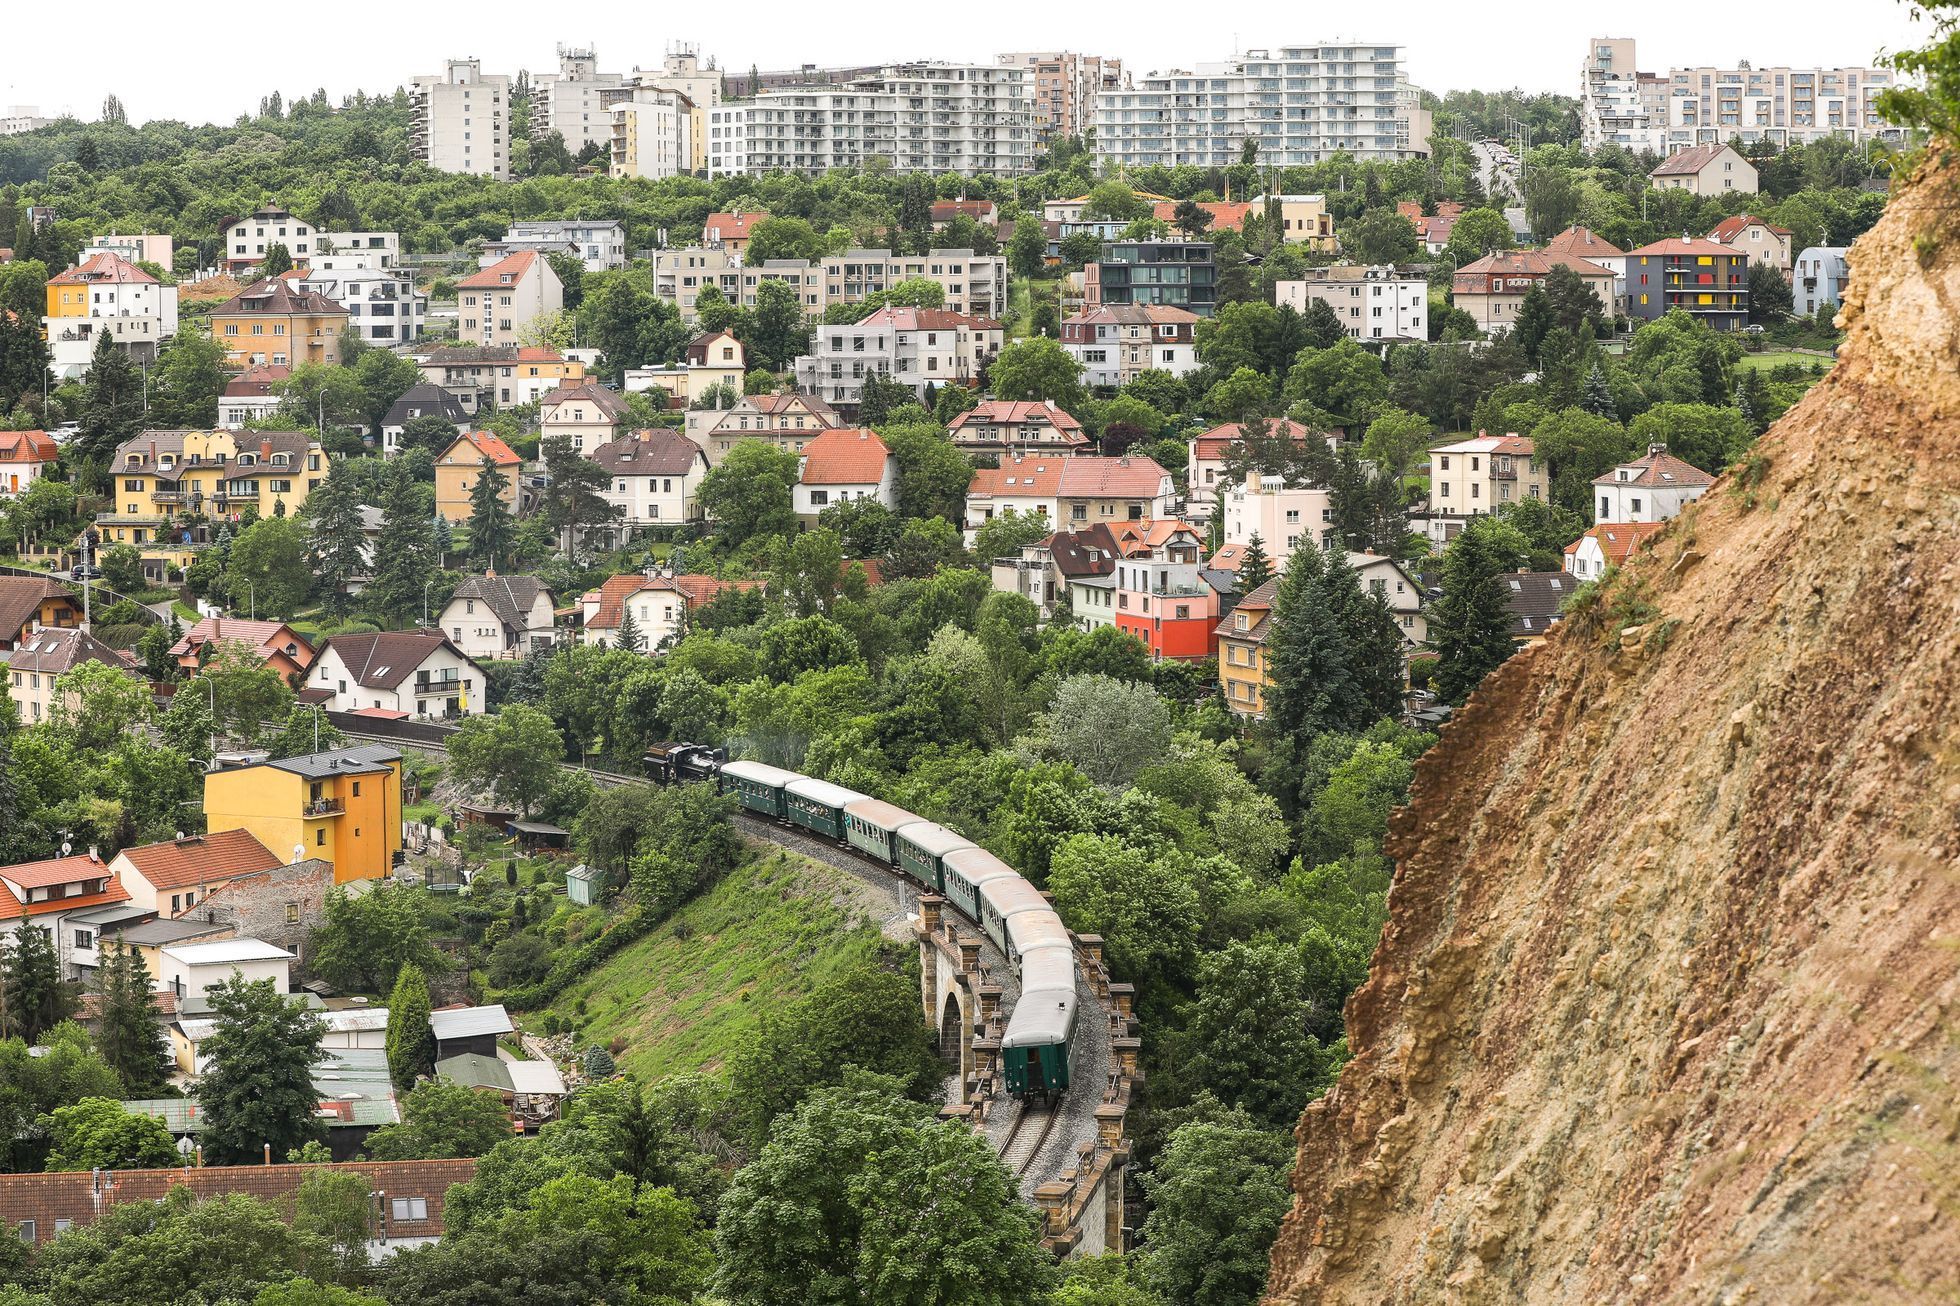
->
916, 894, 998, 1104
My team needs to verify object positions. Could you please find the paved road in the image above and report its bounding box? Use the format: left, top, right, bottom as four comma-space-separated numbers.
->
1470, 138, 1521, 200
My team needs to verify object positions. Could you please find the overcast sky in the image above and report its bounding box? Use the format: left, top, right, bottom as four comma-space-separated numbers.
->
3, 0, 1931, 127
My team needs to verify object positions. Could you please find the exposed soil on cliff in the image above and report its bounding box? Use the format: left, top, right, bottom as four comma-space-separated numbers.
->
1264, 155, 1960, 1305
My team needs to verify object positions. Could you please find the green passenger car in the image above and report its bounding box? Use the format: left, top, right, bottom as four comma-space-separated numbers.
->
718, 760, 798, 819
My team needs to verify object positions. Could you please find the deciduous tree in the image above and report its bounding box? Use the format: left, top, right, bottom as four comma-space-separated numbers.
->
198, 974, 328, 1165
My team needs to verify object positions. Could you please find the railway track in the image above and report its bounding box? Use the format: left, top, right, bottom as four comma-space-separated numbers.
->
998, 1097, 1061, 1183
339, 726, 1085, 1190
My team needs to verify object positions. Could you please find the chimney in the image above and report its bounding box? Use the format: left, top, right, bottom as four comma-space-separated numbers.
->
1647, 442, 1667, 457
260, 439, 272, 462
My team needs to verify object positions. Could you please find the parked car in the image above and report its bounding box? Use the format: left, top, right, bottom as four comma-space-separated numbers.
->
70, 565, 102, 581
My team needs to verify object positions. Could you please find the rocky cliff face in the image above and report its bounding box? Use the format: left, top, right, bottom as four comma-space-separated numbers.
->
1264, 158, 1960, 1305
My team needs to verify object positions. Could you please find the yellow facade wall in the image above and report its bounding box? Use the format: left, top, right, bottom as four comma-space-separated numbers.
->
204, 758, 402, 885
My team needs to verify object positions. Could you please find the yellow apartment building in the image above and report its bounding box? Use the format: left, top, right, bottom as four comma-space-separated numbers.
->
203, 744, 404, 884
1216, 578, 1277, 718
100, 430, 328, 554
208, 277, 349, 368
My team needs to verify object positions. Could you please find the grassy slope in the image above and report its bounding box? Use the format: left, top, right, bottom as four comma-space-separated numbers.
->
1736, 349, 1836, 371
525, 849, 893, 1080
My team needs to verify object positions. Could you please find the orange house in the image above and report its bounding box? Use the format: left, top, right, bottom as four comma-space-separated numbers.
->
168, 616, 316, 682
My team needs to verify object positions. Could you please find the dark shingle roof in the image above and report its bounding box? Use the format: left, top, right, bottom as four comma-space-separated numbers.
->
1503, 571, 1574, 638
590, 429, 706, 476
447, 575, 551, 633
383, 384, 469, 429
322, 630, 466, 690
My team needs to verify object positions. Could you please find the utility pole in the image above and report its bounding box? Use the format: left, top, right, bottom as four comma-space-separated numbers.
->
79, 529, 96, 631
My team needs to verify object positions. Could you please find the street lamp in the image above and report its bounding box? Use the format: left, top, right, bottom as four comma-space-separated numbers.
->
422, 578, 435, 626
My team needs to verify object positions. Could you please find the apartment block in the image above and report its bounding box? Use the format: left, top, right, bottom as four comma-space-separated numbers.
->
293, 266, 423, 346
1085, 241, 1216, 316
794, 307, 1003, 413
1275, 265, 1428, 343
42, 252, 179, 379
1580, 38, 1903, 151
411, 59, 511, 180
497, 219, 630, 272
1623, 236, 1749, 331
1425, 433, 1549, 545
609, 90, 695, 181
1095, 45, 1421, 169
821, 249, 1008, 318
456, 251, 563, 348
708, 63, 1034, 176
1060, 304, 1200, 389
997, 51, 1125, 142
532, 45, 623, 156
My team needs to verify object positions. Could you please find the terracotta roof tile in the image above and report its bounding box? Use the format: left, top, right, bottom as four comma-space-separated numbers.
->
0, 851, 111, 892
969, 456, 1066, 499
703, 211, 767, 241
858, 306, 1004, 332
1543, 226, 1627, 258
1191, 418, 1324, 461
48, 252, 157, 287
457, 250, 542, 290
1652, 143, 1738, 176
1567, 521, 1668, 567
1707, 214, 1791, 243
169, 618, 312, 664
1626, 236, 1741, 259
1591, 447, 1716, 489
0, 576, 74, 641
212, 277, 346, 318
1057, 455, 1170, 499
798, 429, 891, 486
443, 430, 521, 466
117, 829, 282, 893
0, 430, 58, 463
947, 401, 1085, 434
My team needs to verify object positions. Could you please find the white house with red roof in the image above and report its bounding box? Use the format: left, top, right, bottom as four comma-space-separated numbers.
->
579, 572, 764, 651
43, 252, 180, 378
702, 210, 767, 255
1593, 443, 1714, 524
217, 365, 291, 429
457, 251, 563, 348
1220, 474, 1336, 564
1706, 214, 1793, 272
309, 630, 485, 718
0, 848, 128, 953
794, 429, 896, 526
1542, 226, 1631, 310
111, 828, 284, 918
793, 307, 1004, 412
1564, 521, 1668, 582
1186, 419, 1335, 506
1058, 304, 1200, 389
947, 401, 1088, 456
0, 430, 58, 495
1425, 432, 1550, 544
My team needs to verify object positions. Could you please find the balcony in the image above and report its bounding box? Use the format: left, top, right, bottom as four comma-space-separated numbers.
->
303, 797, 345, 817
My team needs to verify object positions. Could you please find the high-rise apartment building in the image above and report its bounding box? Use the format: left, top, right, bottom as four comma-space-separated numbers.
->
1094, 45, 1419, 169
410, 59, 512, 179
997, 52, 1125, 142
533, 45, 624, 156
708, 63, 1033, 176
1581, 38, 1906, 152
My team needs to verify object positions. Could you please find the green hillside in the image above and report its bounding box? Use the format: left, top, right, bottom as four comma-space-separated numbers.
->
525, 849, 897, 1080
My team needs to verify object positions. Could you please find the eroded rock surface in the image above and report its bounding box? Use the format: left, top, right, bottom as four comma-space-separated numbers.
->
1264, 157, 1960, 1305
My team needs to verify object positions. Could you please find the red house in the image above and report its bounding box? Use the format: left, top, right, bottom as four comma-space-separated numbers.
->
1109, 520, 1221, 661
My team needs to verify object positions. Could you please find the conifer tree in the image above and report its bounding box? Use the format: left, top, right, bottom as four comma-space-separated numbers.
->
95, 942, 173, 1096
615, 604, 645, 653
385, 962, 434, 1091
1321, 551, 1409, 722
366, 467, 436, 626
77, 330, 144, 465
1432, 518, 1526, 705
465, 455, 515, 568
1582, 362, 1616, 418
304, 464, 368, 616
431, 512, 453, 561
1238, 534, 1275, 593
540, 433, 619, 562
1263, 544, 1355, 743
1733, 378, 1760, 434
1, 924, 71, 1043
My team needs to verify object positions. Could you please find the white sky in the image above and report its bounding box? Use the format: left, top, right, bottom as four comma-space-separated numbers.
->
2, 0, 1932, 128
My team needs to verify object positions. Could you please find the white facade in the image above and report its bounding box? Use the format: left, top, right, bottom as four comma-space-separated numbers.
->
0, 107, 50, 135
1794, 246, 1850, 317
221, 207, 314, 269
609, 93, 694, 181
293, 267, 423, 345
1275, 267, 1428, 343
709, 63, 1034, 176
794, 309, 1002, 410
501, 220, 629, 273
411, 59, 512, 180
158, 940, 293, 1015
1583, 39, 1905, 151
533, 45, 624, 156
1095, 45, 1420, 170
308, 638, 487, 718
1426, 434, 1549, 545
315, 232, 402, 269
1594, 445, 1713, 524
1350, 551, 1427, 647
43, 254, 180, 380
457, 252, 563, 348
1221, 474, 1336, 562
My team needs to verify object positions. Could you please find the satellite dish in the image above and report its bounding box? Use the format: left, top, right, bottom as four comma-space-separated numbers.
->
293, 844, 306, 864
61, 841, 72, 857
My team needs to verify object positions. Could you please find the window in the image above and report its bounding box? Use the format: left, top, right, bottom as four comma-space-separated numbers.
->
391, 1197, 429, 1221
316, 830, 326, 846
74, 929, 94, 950
17, 1222, 32, 1245
1631, 497, 1643, 514
286, 902, 301, 925
171, 894, 181, 912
